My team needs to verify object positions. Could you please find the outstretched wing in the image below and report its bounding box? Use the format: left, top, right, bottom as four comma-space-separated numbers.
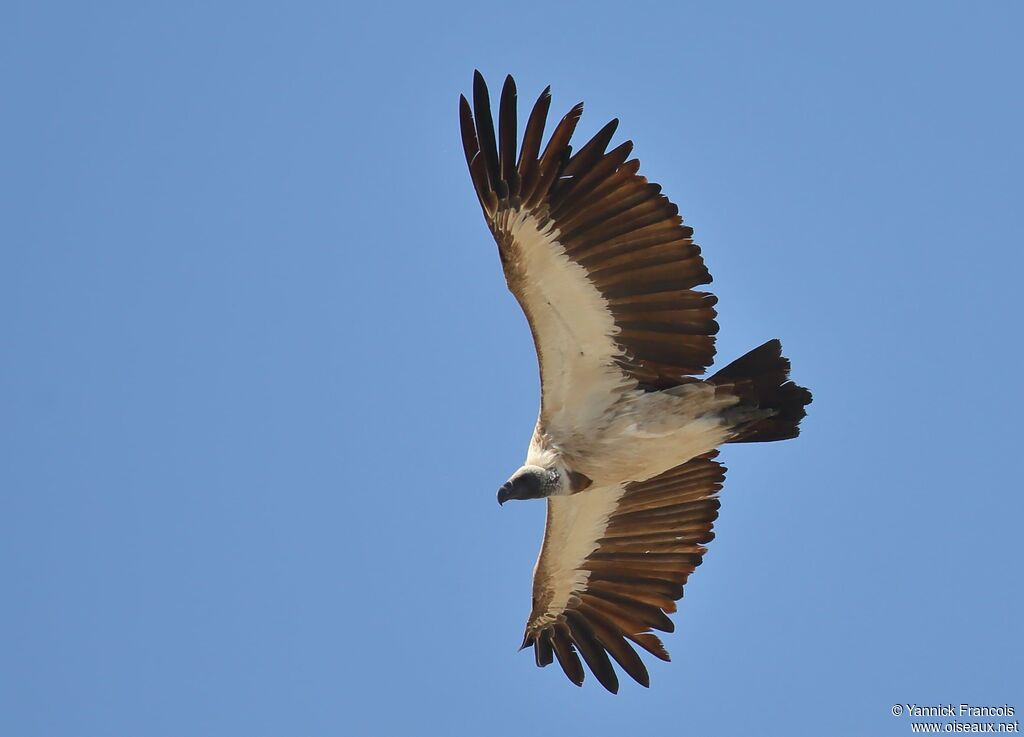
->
460, 73, 719, 437
521, 452, 726, 692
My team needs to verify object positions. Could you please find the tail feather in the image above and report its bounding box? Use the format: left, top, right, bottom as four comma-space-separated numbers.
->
710, 339, 812, 443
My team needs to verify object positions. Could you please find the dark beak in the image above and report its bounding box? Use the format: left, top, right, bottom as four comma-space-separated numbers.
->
497, 482, 513, 506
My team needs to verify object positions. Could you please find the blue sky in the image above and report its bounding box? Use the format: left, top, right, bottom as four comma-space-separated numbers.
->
3, 2, 1022, 735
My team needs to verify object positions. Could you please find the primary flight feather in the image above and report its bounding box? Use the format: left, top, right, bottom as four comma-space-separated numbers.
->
460, 72, 812, 693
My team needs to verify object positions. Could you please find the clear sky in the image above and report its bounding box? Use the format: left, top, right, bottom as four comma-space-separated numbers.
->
3, 2, 1022, 735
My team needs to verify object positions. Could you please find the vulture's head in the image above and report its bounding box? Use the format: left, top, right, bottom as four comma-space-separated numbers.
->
497, 465, 592, 505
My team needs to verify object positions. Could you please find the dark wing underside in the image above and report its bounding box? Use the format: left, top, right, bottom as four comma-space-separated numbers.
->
522, 452, 726, 692
460, 72, 719, 391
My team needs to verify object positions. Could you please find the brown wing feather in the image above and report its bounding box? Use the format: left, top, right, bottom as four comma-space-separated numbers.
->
517, 85, 551, 196
523, 452, 725, 691
498, 75, 519, 196
461, 72, 717, 390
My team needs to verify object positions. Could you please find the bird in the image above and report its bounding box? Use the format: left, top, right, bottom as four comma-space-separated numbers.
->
459, 71, 812, 693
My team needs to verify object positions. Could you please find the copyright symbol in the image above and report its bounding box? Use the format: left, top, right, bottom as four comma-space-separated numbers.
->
892, 704, 904, 716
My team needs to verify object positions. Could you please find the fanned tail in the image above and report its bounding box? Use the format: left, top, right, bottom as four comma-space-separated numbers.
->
711, 339, 812, 443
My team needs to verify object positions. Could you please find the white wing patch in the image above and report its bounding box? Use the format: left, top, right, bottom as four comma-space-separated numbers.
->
503, 211, 635, 441
531, 482, 627, 624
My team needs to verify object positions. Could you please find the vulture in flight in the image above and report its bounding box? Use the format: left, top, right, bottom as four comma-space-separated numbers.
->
459, 72, 812, 693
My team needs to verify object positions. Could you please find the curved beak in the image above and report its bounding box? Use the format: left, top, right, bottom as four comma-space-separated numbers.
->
497, 482, 513, 506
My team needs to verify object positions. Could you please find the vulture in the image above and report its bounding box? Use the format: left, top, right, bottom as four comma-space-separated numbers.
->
459, 72, 812, 693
